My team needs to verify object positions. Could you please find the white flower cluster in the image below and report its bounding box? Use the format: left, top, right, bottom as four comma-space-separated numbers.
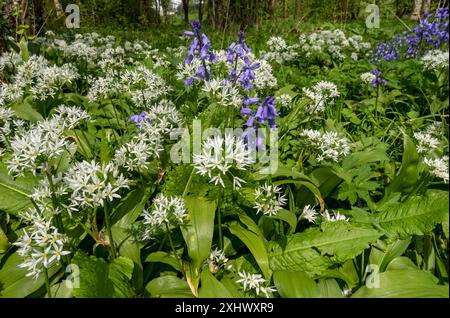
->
360, 72, 376, 85
254, 183, 287, 216
64, 160, 130, 210
236, 271, 276, 298
413, 122, 442, 154
208, 248, 229, 273
300, 129, 350, 162
0, 105, 26, 150
14, 209, 70, 279
424, 156, 449, 183
322, 210, 349, 222
193, 133, 254, 188
260, 36, 300, 64
298, 29, 371, 61
202, 79, 242, 108
88, 65, 169, 104
0, 51, 22, 74
421, 50, 449, 70
7, 106, 88, 175
275, 94, 293, 109
300, 205, 319, 223
115, 100, 181, 172
141, 194, 188, 238
302, 81, 339, 113
0, 55, 78, 102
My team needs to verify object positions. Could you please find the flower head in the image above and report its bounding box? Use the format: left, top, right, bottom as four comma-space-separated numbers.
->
254, 183, 287, 216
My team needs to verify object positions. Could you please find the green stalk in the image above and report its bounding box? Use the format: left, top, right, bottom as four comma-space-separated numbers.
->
165, 222, 183, 271
103, 203, 117, 259
45, 170, 69, 266
44, 267, 52, 298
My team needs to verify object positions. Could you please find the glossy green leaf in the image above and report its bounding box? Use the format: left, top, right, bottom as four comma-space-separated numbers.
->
268, 222, 380, 276
146, 276, 193, 298
198, 270, 233, 298
352, 269, 448, 298
274, 270, 320, 298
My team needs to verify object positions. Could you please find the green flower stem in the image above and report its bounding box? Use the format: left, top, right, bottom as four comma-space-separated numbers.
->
164, 222, 183, 272
103, 203, 117, 259
182, 167, 195, 198
45, 170, 69, 266
44, 267, 52, 298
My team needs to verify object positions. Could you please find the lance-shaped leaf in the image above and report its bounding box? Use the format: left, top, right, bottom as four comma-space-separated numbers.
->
268, 222, 380, 276
374, 190, 448, 238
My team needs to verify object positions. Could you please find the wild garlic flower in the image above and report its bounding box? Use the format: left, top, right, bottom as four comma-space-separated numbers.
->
7, 120, 74, 176
421, 50, 449, 70
1, 106, 27, 147
14, 209, 70, 279
275, 94, 293, 108
64, 160, 130, 210
141, 194, 188, 238
322, 210, 349, 222
114, 139, 160, 172
303, 81, 339, 113
141, 99, 182, 134
209, 248, 228, 273
193, 133, 254, 188
254, 183, 287, 216
424, 156, 449, 183
29, 63, 79, 101
236, 271, 276, 298
53, 105, 91, 130
202, 79, 242, 108
122, 66, 170, 107
413, 123, 443, 154
300, 129, 350, 162
360, 72, 377, 85
260, 36, 299, 64
300, 205, 319, 223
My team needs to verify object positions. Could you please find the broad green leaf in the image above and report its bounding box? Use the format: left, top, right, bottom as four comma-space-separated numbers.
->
145, 251, 181, 271
369, 239, 411, 272
181, 196, 217, 296
72, 252, 113, 298
0, 227, 9, 253
0, 163, 40, 215
267, 209, 297, 233
109, 256, 135, 298
352, 269, 448, 298
317, 279, 344, 298
0, 252, 59, 297
111, 185, 153, 226
145, 276, 193, 298
386, 257, 418, 271
71, 252, 135, 298
198, 270, 233, 298
66, 129, 94, 159
386, 135, 420, 195
49, 282, 73, 298
374, 190, 448, 238
311, 167, 342, 198
442, 212, 449, 240
273, 271, 320, 298
11, 99, 44, 122
228, 220, 270, 278
268, 222, 380, 276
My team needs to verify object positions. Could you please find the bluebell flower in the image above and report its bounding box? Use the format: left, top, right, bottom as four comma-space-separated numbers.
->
371, 69, 388, 88
370, 7, 449, 62
183, 20, 216, 86
130, 111, 147, 128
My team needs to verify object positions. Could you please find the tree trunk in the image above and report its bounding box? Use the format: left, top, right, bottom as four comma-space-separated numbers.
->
283, 0, 288, 18
53, 0, 64, 17
198, 0, 203, 22
269, 0, 276, 20
182, 0, 189, 23
295, 0, 301, 19
421, 0, 432, 15
411, 0, 423, 20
